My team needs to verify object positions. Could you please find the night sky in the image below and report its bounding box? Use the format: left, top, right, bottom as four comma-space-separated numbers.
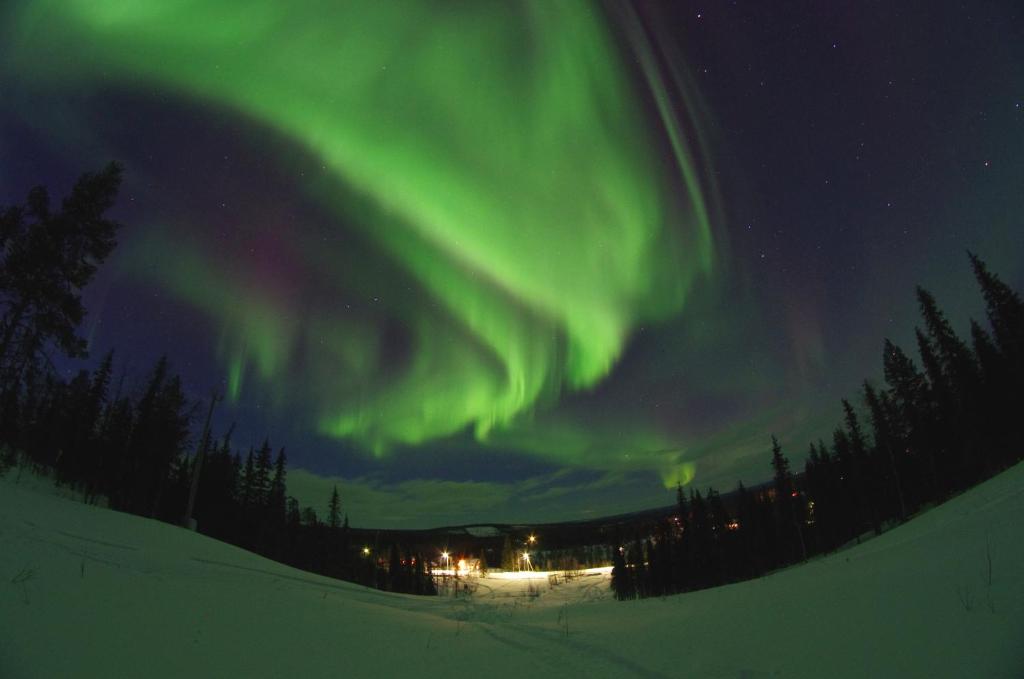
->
1, 1, 1021, 527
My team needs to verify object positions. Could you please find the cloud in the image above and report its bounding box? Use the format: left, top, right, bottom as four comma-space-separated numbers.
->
286, 467, 657, 529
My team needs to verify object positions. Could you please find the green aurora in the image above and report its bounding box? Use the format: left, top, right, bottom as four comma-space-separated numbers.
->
5, 1, 717, 483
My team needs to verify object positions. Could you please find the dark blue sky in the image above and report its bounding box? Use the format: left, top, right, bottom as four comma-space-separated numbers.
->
1, 1, 1021, 526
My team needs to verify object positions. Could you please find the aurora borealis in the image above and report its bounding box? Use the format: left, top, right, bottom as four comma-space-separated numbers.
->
2, 1, 1022, 526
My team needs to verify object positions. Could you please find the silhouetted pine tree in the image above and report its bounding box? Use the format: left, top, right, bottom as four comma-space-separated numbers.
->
652, 523, 673, 595
501, 534, 516, 571
689, 489, 714, 587
240, 448, 255, 509
883, 339, 940, 504
831, 427, 864, 542
672, 482, 693, 590
388, 544, 403, 592
734, 481, 759, 577
770, 436, 806, 562
327, 485, 342, 530
915, 327, 964, 491
0, 163, 122, 387
269, 448, 287, 526
98, 394, 134, 508
969, 251, 1024, 466
918, 288, 982, 482
969, 319, 1014, 469
121, 357, 190, 518
842, 401, 881, 536
627, 539, 647, 597
81, 351, 114, 501
970, 251, 1024, 378
863, 382, 907, 521
802, 444, 824, 552
286, 496, 301, 530
194, 430, 240, 540
611, 547, 631, 600
707, 488, 732, 581
252, 440, 273, 509
617, 255, 1022, 603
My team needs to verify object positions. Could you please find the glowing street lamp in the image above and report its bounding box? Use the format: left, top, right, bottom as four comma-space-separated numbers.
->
527, 534, 537, 545
362, 546, 370, 556
441, 551, 450, 571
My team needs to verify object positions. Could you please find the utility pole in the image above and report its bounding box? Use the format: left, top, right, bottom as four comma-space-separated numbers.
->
183, 390, 220, 530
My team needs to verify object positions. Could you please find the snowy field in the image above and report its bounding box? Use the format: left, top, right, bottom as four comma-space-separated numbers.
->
2, 463, 1023, 678
435, 566, 614, 609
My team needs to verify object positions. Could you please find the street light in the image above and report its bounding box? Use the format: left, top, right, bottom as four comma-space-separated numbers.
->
527, 534, 537, 545
441, 551, 450, 571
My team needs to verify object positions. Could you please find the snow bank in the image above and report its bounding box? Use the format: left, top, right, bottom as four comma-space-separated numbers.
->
2, 463, 1022, 677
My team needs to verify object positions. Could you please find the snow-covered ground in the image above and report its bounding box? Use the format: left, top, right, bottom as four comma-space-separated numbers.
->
436, 566, 614, 609
2, 463, 1022, 678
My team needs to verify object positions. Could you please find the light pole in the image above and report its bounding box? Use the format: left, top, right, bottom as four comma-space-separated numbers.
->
523, 534, 537, 571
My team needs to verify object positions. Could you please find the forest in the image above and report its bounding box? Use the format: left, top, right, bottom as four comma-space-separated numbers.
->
0, 165, 434, 595
2, 165, 1021, 601
610, 253, 1023, 599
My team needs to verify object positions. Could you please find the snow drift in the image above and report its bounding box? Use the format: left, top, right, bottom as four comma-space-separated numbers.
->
2, 463, 1022, 677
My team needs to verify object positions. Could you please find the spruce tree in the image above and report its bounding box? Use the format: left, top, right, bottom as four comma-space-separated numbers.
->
286, 497, 301, 528
831, 427, 864, 542
770, 435, 806, 562
970, 319, 1003, 383
863, 382, 907, 521
970, 319, 1014, 468
969, 252, 1024, 374
843, 400, 882, 535
673, 482, 692, 590
611, 547, 631, 600
501, 534, 516, 571
689, 489, 713, 585
327, 485, 342, 530
802, 444, 830, 552
734, 481, 758, 577
269, 447, 287, 525
0, 163, 122, 382
883, 339, 940, 502
81, 351, 114, 501
707, 488, 729, 582
125, 357, 190, 517
917, 287, 978, 391
240, 449, 255, 509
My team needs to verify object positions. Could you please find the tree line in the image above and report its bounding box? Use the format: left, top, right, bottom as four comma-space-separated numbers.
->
612, 254, 1024, 600
0, 166, 434, 596
3, 166, 1020, 602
